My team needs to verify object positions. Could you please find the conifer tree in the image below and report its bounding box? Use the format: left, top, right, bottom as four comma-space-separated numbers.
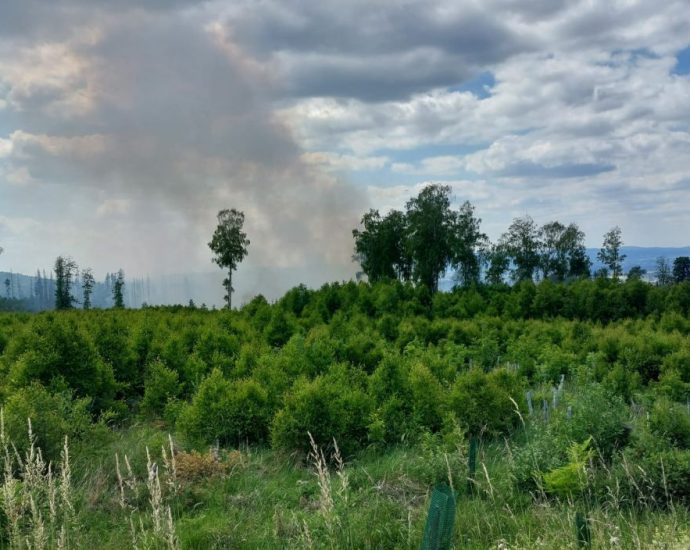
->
112, 269, 125, 308
82, 268, 96, 309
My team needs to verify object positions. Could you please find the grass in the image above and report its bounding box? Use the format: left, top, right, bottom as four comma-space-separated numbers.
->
0, 420, 688, 549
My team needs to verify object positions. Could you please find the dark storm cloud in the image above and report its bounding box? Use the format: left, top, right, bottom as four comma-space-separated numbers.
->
0, 0, 209, 39
225, 0, 534, 101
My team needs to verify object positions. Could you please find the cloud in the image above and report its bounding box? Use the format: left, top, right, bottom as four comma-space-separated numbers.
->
301, 152, 389, 172
224, 0, 532, 101
96, 199, 131, 217
2, 0, 690, 298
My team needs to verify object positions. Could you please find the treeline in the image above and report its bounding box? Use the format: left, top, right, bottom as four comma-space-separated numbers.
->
0, 261, 155, 312
353, 184, 690, 288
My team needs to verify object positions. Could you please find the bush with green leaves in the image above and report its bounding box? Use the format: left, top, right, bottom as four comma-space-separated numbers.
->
2, 383, 92, 461
450, 367, 524, 436
512, 383, 630, 491
140, 360, 182, 418
542, 437, 593, 498
270, 364, 372, 457
648, 398, 690, 449
408, 362, 447, 433
178, 369, 270, 446
2, 315, 116, 412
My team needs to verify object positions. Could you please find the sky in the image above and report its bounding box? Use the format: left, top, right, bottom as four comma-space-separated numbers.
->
1, 0, 690, 291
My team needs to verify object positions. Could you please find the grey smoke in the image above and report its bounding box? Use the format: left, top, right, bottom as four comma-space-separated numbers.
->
0, 2, 367, 301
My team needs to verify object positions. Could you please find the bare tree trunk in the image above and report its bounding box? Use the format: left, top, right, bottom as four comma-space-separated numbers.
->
226, 269, 232, 310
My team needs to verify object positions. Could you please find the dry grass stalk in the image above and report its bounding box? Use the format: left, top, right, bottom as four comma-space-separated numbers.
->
161, 434, 178, 495
146, 447, 163, 535
0, 412, 75, 550
332, 438, 349, 501
307, 432, 333, 515
115, 453, 126, 509
117, 438, 181, 549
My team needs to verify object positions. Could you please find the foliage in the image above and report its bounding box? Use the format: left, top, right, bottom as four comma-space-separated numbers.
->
352, 209, 411, 282
208, 208, 250, 309
500, 216, 541, 282
543, 437, 593, 498
0, 276, 690, 545
2, 384, 92, 461
178, 369, 270, 447
53, 256, 78, 310
3, 315, 117, 412
450, 367, 524, 436
141, 360, 182, 418
271, 365, 372, 457
112, 269, 125, 309
598, 226, 626, 280
405, 184, 456, 292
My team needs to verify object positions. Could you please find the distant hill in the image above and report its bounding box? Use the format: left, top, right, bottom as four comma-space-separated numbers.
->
436, 246, 690, 289
586, 246, 690, 277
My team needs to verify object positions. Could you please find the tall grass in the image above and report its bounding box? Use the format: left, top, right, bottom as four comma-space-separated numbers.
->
0, 412, 74, 549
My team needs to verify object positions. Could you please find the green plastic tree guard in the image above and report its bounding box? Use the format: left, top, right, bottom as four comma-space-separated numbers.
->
420, 484, 456, 550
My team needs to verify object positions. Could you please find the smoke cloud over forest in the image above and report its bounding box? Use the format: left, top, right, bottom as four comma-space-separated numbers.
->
2, 0, 690, 304
0, 1, 366, 301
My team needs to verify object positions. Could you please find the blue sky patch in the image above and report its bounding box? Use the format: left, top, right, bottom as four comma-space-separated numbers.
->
448, 71, 495, 99
673, 45, 690, 75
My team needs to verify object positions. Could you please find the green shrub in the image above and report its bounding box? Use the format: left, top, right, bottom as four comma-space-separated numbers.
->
193, 327, 241, 373
140, 360, 182, 418
649, 398, 690, 449
4, 316, 116, 412
450, 367, 524, 436
93, 315, 137, 389
270, 365, 372, 457
512, 384, 629, 491
178, 369, 270, 447
614, 446, 690, 505
2, 383, 92, 462
264, 309, 298, 348
409, 363, 446, 432
543, 437, 593, 498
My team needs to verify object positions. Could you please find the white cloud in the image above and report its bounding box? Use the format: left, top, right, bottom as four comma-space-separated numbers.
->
0, 138, 12, 158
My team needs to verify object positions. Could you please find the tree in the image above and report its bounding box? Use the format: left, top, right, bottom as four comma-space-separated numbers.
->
568, 246, 592, 279
597, 227, 626, 280
81, 268, 95, 309
54, 256, 78, 310
451, 201, 487, 287
112, 269, 125, 308
353, 209, 411, 282
539, 221, 589, 281
673, 256, 690, 283
405, 184, 455, 292
655, 257, 673, 286
208, 209, 250, 309
485, 242, 510, 285
501, 216, 541, 282
627, 266, 646, 280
